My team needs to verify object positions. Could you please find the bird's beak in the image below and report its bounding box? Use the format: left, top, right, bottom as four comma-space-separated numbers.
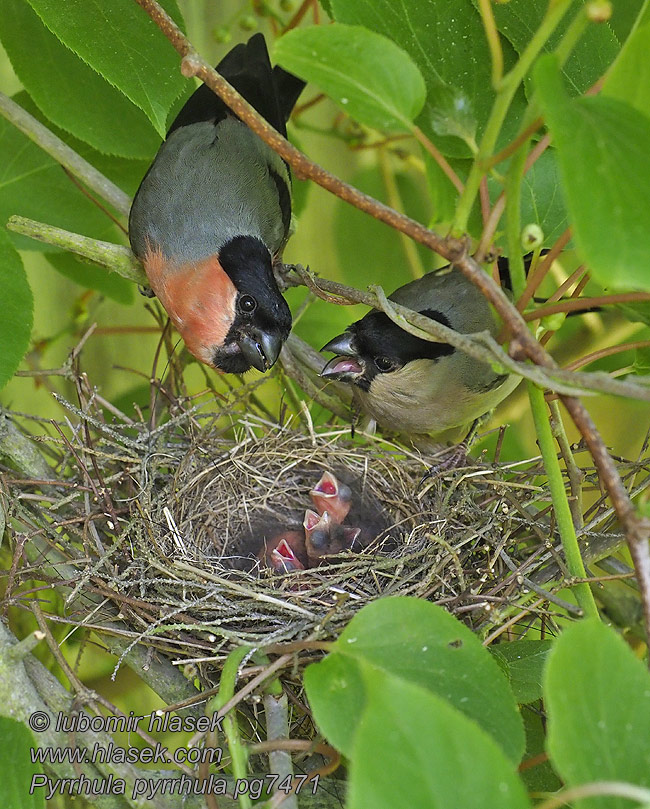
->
320, 355, 364, 380
239, 329, 283, 372
320, 332, 365, 381
321, 332, 356, 356
310, 471, 352, 523
303, 509, 331, 552
270, 538, 305, 572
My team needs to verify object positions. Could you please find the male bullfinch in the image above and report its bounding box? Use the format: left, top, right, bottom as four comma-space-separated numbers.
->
129, 34, 305, 373
320, 265, 520, 438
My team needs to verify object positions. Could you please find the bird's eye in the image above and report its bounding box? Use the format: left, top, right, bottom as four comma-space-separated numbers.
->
238, 294, 257, 314
374, 355, 397, 372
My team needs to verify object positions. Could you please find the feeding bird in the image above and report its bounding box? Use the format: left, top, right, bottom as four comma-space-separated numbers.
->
320, 265, 521, 440
129, 34, 305, 373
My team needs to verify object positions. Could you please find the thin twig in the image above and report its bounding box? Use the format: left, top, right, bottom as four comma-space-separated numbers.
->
525, 292, 650, 321
549, 400, 584, 529
487, 117, 544, 168
565, 341, 650, 372
0, 91, 130, 216
6, 216, 146, 285
411, 125, 465, 194
516, 228, 572, 312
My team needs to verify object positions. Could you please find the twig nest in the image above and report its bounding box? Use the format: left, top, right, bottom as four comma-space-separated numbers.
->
5, 394, 634, 679
118, 415, 532, 656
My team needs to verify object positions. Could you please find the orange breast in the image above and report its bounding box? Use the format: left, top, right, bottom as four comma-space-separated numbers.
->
143, 248, 238, 365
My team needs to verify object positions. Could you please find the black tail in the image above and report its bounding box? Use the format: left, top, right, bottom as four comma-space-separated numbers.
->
167, 33, 305, 137
497, 251, 600, 316
497, 251, 549, 291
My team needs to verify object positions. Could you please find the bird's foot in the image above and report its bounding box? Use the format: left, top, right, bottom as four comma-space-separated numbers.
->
138, 285, 155, 298
417, 440, 479, 494
274, 261, 308, 290
420, 442, 471, 483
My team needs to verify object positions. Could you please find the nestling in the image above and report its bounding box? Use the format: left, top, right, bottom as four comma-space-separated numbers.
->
255, 529, 308, 572
129, 34, 304, 373
309, 470, 352, 523
303, 509, 361, 565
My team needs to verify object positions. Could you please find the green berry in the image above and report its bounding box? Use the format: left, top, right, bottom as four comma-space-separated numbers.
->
212, 26, 232, 44
239, 14, 258, 30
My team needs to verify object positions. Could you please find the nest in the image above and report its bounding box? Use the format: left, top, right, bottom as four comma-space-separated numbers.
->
2, 379, 646, 687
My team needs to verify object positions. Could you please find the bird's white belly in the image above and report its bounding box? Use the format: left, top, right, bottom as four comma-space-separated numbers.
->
355, 359, 520, 437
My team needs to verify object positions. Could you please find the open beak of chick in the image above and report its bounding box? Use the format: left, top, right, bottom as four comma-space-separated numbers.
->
309, 471, 352, 524
261, 531, 306, 572
303, 509, 360, 564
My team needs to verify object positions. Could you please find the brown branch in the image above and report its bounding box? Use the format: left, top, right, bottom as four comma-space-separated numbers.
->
282, 0, 315, 33
524, 292, 650, 321
564, 341, 650, 372
548, 264, 587, 301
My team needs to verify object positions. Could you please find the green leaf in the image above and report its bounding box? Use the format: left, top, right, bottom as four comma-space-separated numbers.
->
304, 652, 367, 755
333, 167, 432, 290
348, 669, 531, 809
608, 0, 645, 44
14, 90, 151, 198
47, 253, 134, 304
535, 54, 650, 291
488, 0, 619, 95
0, 0, 160, 158
0, 94, 124, 252
545, 619, 650, 809
491, 640, 554, 704
517, 149, 569, 249
23, 0, 186, 137
520, 706, 563, 794
0, 718, 44, 808
331, 0, 526, 157
604, 23, 650, 119
0, 230, 33, 391
305, 597, 525, 762
274, 24, 425, 133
